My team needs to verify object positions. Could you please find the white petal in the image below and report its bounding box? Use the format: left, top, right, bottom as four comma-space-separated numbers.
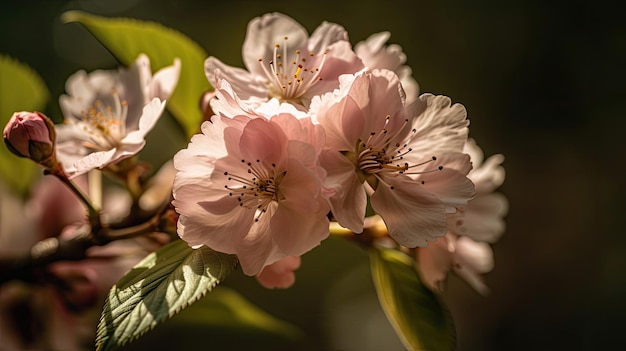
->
69, 149, 117, 178
121, 98, 166, 145
455, 236, 494, 274
449, 193, 508, 242
205, 59, 267, 102
241, 12, 308, 76
150, 57, 181, 101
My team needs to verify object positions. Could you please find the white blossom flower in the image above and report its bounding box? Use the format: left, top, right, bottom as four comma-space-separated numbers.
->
312, 68, 475, 248
172, 113, 329, 276
205, 12, 363, 110
55, 54, 181, 178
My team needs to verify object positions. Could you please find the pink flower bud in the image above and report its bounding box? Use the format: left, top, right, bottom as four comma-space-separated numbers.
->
3, 111, 56, 164
256, 256, 302, 289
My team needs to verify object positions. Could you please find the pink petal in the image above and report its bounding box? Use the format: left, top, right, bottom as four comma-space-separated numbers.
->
409, 94, 470, 156
415, 236, 452, 293
320, 150, 367, 233
307, 21, 349, 52
270, 160, 329, 255
418, 166, 476, 210
370, 175, 447, 247
239, 118, 288, 169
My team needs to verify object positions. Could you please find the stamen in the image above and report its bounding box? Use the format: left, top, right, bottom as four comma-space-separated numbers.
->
76, 89, 128, 150
355, 114, 444, 181
258, 36, 328, 101
222, 158, 285, 219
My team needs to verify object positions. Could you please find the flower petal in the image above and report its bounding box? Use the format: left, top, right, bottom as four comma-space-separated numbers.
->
371, 175, 447, 247
320, 150, 367, 233
205, 58, 267, 102
121, 98, 166, 144
242, 12, 309, 76
416, 236, 453, 293
256, 256, 301, 289
69, 149, 118, 178
448, 193, 508, 243
409, 94, 469, 155
270, 159, 329, 255
149, 57, 181, 101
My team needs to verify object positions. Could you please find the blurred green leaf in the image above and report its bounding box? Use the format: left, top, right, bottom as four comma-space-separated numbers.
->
370, 247, 456, 351
0, 55, 49, 196
62, 10, 210, 139
96, 240, 237, 351
120, 287, 303, 351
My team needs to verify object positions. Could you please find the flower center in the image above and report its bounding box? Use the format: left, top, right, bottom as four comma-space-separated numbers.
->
223, 159, 286, 221
351, 114, 442, 188
257, 36, 327, 103
77, 90, 128, 150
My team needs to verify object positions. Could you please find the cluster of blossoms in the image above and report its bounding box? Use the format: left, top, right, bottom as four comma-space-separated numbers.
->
2, 12, 506, 295
172, 12, 507, 291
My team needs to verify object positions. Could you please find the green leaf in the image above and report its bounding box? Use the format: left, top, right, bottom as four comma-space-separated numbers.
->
61, 10, 210, 139
0, 55, 49, 195
119, 287, 303, 351
96, 240, 238, 351
370, 247, 456, 351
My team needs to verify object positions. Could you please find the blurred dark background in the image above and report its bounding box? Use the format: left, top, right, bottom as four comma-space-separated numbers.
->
1, 0, 625, 350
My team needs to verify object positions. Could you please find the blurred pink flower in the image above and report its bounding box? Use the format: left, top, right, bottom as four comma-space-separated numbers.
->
205, 12, 363, 110
55, 54, 180, 178
312, 68, 474, 247
173, 113, 330, 276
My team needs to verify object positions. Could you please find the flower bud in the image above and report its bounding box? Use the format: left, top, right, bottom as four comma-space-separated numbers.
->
3, 111, 56, 165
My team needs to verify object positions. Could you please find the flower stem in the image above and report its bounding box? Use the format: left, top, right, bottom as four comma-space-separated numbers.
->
46, 164, 101, 232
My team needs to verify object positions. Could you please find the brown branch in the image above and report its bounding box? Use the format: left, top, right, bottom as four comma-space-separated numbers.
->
0, 206, 176, 285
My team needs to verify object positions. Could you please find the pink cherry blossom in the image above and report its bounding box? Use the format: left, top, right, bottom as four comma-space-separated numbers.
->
205, 12, 363, 110
416, 139, 507, 294
312, 68, 475, 248
172, 113, 330, 276
55, 54, 181, 178
354, 31, 420, 103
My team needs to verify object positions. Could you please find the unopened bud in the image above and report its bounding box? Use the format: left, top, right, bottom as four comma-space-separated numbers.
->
3, 111, 56, 166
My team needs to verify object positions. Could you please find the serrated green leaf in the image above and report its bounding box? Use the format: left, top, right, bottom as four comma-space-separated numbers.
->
370, 247, 456, 351
96, 240, 237, 351
0, 55, 49, 196
61, 10, 210, 139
